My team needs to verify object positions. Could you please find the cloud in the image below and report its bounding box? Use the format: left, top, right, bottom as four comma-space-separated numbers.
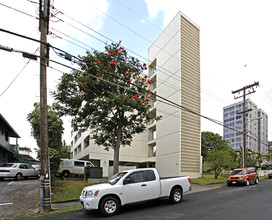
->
143, 0, 183, 26
144, 0, 162, 18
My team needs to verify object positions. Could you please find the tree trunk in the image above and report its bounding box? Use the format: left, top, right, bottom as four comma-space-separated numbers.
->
215, 168, 222, 179
113, 127, 122, 175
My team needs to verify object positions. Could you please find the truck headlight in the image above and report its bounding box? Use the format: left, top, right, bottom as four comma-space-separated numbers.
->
87, 190, 99, 197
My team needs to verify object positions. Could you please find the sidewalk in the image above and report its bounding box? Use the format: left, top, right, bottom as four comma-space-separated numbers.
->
51, 183, 224, 210
186, 183, 223, 194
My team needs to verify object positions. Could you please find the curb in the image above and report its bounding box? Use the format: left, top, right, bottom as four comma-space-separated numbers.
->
52, 199, 79, 204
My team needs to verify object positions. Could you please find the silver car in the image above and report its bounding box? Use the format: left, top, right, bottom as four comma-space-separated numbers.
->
0, 163, 38, 180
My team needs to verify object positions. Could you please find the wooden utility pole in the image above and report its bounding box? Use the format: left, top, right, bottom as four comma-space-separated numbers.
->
39, 0, 51, 212
232, 81, 259, 168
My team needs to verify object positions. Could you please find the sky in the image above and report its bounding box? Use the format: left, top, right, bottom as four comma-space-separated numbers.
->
1, 0, 272, 158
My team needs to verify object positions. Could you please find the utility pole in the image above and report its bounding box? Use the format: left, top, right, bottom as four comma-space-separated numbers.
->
39, 0, 51, 213
232, 81, 259, 168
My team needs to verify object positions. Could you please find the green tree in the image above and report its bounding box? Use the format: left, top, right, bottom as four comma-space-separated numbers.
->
201, 131, 233, 161
264, 154, 272, 162
268, 141, 272, 154
206, 150, 237, 178
247, 149, 257, 167
27, 103, 64, 150
27, 103, 70, 177
254, 152, 263, 166
235, 146, 243, 167
53, 42, 158, 174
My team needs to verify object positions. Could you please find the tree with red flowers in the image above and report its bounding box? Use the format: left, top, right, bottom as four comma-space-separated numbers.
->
53, 41, 159, 174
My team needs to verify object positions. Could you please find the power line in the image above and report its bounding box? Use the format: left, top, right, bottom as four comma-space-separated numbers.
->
259, 85, 272, 105
2, 4, 196, 105
0, 47, 39, 97
50, 28, 95, 51
0, 28, 241, 134
48, 9, 236, 109
49, 28, 185, 93
2, 2, 250, 112
1, 40, 266, 146
3, 2, 268, 147
51, 6, 184, 82
50, 57, 267, 145
0, 2, 38, 20
49, 24, 232, 105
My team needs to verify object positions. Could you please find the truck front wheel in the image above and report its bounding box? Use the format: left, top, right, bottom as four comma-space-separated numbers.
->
170, 188, 183, 204
62, 170, 70, 177
99, 196, 120, 216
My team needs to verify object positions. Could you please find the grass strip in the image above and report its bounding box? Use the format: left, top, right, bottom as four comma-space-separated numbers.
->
52, 179, 90, 202
191, 173, 226, 185
14, 206, 82, 219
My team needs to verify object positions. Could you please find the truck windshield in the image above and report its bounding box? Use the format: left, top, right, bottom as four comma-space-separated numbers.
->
106, 172, 127, 185
231, 169, 247, 175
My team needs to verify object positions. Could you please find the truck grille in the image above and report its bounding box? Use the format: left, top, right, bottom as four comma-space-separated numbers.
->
81, 191, 88, 197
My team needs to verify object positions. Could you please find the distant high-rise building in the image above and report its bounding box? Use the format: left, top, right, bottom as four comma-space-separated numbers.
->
223, 99, 268, 154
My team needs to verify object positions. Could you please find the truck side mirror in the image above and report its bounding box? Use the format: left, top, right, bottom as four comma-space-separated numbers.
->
123, 177, 132, 185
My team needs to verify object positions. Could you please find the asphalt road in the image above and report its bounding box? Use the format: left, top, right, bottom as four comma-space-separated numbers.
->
0, 178, 39, 218
27, 178, 272, 220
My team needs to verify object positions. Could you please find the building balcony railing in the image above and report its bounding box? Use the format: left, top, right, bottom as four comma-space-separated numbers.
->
147, 119, 156, 126
148, 133, 156, 141
8, 144, 18, 153
150, 99, 156, 108
148, 66, 156, 78
149, 82, 156, 91
148, 150, 156, 157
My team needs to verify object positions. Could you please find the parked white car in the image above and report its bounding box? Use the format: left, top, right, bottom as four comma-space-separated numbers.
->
0, 163, 39, 180
80, 168, 191, 216
58, 159, 95, 177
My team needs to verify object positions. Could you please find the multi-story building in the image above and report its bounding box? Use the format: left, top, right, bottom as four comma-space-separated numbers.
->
71, 12, 201, 178
0, 114, 20, 165
147, 12, 201, 178
258, 109, 269, 155
223, 99, 268, 154
0, 114, 35, 165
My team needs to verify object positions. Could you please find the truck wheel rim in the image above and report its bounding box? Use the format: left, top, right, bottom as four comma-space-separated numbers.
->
104, 200, 116, 213
174, 191, 181, 201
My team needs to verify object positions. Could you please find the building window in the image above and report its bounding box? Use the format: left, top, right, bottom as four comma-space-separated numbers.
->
84, 136, 89, 149
74, 161, 84, 167
5, 130, 9, 142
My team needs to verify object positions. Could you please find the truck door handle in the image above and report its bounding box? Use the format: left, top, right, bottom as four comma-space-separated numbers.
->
141, 184, 147, 187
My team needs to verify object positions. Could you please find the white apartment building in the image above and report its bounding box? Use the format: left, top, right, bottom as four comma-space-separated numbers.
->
258, 109, 269, 155
71, 12, 201, 178
223, 99, 268, 154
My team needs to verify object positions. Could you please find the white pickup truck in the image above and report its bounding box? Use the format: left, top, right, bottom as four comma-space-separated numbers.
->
80, 168, 191, 216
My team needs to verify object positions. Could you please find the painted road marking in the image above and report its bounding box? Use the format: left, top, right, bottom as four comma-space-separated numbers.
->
0, 202, 13, 206
7, 181, 14, 186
